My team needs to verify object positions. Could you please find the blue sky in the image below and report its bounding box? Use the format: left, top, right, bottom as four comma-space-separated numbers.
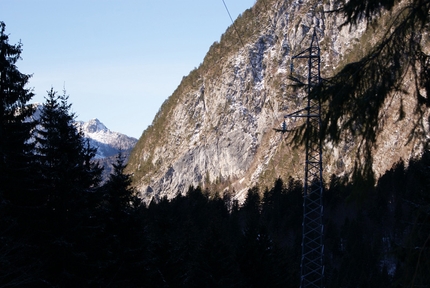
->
1, 0, 255, 138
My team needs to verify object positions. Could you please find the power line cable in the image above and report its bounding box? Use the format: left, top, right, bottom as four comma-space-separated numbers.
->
222, 0, 246, 49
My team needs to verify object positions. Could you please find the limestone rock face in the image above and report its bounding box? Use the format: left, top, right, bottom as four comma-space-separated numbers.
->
127, 0, 429, 203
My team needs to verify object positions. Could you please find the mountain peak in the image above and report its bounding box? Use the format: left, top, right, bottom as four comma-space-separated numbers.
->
76, 119, 137, 158
84, 118, 108, 133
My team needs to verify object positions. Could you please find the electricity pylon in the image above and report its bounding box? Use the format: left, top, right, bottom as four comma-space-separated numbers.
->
277, 29, 325, 288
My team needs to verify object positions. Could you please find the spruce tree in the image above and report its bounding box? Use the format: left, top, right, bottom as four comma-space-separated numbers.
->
0, 22, 44, 287
101, 152, 138, 221
0, 22, 36, 204
96, 152, 143, 285
30, 88, 104, 285
35, 88, 102, 228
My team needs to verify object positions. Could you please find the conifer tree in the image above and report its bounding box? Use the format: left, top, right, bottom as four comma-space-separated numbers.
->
35, 88, 102, 228
30, 88, 104, 285
0, 22, 36, 204
101, 152, 138, 221
90, 152, 143, 285
0, 22, 43, 287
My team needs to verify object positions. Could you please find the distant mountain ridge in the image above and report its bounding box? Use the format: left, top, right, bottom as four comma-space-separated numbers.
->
32, 103, 137, 179
76, 118, 138, 180
76, 118, 137, 159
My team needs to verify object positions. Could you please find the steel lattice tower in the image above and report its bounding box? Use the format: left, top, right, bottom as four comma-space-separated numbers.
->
284, 30, 324, 288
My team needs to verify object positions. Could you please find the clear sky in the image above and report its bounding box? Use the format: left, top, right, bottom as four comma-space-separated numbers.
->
1, 0, 255, 138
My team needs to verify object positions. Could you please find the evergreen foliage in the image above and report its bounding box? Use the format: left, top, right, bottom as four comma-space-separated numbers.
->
0, 21, 36, 204
0, 23, 39, 286
8, 88, 104, 286
35, 88, 102, 229
1, 138, 430, 287
314, 0, 430, 181
101, 152, 137, 217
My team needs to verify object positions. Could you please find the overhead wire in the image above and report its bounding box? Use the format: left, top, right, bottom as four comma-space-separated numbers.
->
222, 0, 247, 51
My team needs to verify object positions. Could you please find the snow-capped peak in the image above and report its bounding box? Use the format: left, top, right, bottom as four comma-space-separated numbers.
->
31, 103, 137, 160
82, 118, 108, 134
76, 119, 137, 159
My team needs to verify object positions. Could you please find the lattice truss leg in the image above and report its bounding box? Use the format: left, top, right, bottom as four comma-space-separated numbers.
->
292, 30, 325, 288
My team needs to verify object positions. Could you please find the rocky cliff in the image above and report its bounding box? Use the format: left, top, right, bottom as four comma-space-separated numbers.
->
127, 0, 429, 203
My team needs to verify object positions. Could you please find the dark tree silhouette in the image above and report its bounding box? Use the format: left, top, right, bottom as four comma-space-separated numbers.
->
31, 88, 103, 286
0, 22, 40, 287
101, 152, 138, 219
0, 21, 36, 204
35, 88, 102, 229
